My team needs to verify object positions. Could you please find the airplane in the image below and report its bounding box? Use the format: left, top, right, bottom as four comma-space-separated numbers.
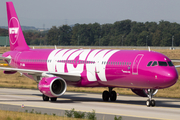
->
1, 1, 178, 107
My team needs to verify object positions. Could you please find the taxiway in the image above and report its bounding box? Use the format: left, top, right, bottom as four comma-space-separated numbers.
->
0, 88, 179, 120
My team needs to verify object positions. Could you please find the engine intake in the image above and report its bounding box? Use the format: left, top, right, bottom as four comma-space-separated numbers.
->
38, 77, 67, 97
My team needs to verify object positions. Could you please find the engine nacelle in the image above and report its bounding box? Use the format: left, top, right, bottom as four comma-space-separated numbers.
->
131, 89, 158, 97
4, 71, 17, 74
38, 77, 67, 97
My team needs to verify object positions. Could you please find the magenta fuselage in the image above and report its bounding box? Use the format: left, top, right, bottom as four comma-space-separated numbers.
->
3, 49, 178, 89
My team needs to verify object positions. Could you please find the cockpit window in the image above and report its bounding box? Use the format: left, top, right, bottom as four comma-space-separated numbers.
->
168, 61, 174, 66
152, 61, 157, 66
158, 61, 167, 66
147, 61, 152, 66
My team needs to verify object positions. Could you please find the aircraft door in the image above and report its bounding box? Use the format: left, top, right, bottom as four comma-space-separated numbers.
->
132, 54, 143, 75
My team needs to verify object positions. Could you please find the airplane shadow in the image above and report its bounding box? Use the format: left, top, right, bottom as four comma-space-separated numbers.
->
35, 93, 180, 108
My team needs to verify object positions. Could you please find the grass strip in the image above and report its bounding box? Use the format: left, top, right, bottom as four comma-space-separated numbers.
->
0, 110, 85, 120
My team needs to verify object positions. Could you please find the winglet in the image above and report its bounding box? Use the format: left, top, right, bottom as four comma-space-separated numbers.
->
6, 2, 30, 51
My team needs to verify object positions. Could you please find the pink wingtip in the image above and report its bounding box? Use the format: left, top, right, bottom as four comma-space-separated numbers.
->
6, 1, 30, 51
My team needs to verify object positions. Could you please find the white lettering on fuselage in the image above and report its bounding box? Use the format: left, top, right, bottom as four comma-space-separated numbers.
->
47, 49, 118, 81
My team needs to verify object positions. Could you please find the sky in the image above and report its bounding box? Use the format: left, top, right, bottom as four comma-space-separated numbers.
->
0, 0, 180, 28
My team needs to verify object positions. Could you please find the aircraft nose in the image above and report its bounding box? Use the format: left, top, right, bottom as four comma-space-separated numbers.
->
162, 68, 178, 88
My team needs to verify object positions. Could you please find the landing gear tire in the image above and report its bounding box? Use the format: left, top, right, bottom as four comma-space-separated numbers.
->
42, 94, 49, 101
102, 88, 117, 102
151, 100, 155, 107
146, 99, 151, 107
102, 90, 110, 101
110, 91, 117, 101
146, 99, 155, 107
50, 97, 57, 101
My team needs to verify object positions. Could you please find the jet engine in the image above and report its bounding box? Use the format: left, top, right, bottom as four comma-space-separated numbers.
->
4, 71, 17, 74
131, 89, 158, 97
38, 76, 67, 97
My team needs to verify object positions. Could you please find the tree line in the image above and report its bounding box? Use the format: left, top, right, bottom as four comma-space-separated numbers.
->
44, 20, 180, 46
1, 19, 180, 46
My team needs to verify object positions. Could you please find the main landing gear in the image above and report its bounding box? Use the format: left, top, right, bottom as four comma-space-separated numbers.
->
144, 89, 158, 107
102, 87, 117, 101
42, 94, 57, 102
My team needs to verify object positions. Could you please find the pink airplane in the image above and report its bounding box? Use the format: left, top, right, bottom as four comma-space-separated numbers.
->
1, 2, 178, 107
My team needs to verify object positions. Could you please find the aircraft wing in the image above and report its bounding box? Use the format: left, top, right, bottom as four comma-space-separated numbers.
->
175, 65, 180, 68
0, 54, 81, 81
171, 59, 180, 62
0, 67, 81, 82
171, 59, 180, 68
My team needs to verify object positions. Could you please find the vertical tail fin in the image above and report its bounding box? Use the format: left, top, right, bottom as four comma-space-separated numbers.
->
6, 2, 30, 51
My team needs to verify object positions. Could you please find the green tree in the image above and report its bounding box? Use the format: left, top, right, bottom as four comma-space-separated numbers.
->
113, 19, 131, 36
70, 23, 80, 45
47, 26, 58, 45
160, 32, 172, 46
174, 32, 180, 46
125, 32, 137, 46
58, 25, 72, 45
152, 30, 162, 46
0, 28, 8, 36
137, 31, 148, 46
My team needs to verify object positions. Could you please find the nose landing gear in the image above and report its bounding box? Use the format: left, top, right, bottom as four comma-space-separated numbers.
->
144, 89, 158, 107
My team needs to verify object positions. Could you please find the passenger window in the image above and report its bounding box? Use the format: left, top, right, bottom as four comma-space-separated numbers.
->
152, 61, 157, 66
147, 61, 152, 66
158, 61, 167, 66
168, 61, 174, 66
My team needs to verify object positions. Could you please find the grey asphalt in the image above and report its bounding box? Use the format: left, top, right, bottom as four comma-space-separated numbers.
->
0, 88, 179, 120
